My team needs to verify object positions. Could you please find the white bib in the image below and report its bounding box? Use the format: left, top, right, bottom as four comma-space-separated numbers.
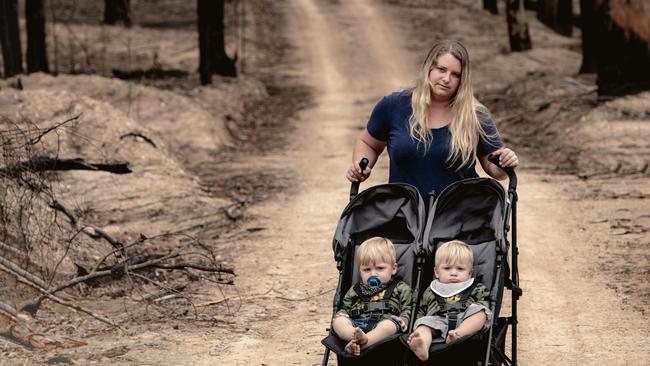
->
430, 278, 475, 298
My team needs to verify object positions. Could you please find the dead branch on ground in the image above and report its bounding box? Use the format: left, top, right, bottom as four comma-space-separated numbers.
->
0, 156, 131, 176
50, 200, 124, 250
134, 284, 187, 302
120, 132, 157, 148
0, 259, 121, 328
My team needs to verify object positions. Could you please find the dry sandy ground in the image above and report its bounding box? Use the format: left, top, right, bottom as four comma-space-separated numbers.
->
1, 0, 649, 365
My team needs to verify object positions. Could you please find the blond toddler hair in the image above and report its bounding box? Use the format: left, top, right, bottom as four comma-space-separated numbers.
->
356, 237, 397, 266
435, 240, 474, 268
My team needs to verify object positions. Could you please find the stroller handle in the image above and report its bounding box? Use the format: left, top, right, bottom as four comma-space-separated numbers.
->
488, 154, 517, 192
349, 158, 369, 201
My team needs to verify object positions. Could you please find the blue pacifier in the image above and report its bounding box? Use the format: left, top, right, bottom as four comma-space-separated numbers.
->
367, 276, 381, 287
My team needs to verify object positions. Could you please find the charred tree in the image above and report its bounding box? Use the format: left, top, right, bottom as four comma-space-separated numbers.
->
537, 0, 573, 36
592, 0, 650, 96
578, 0, 597, 73
0, 0, 23, 77
197, 0, 237, 85
25, 0, 48, 73
483, 0, 498, 15
506, 0, 532, 51
104, 0, 131, 27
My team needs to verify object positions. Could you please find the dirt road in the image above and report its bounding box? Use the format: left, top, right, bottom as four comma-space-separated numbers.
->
1, 1, 648, 365
210, 1, 649, 365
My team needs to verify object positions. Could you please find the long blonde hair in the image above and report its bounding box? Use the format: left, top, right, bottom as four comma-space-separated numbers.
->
409, 40, 493, 169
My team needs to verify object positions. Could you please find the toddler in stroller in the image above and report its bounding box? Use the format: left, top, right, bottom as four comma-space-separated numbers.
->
407, 240, 492, 361
332, 237, 412, 356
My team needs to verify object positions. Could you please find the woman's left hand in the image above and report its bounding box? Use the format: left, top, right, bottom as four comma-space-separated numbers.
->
491, 147, 519, 168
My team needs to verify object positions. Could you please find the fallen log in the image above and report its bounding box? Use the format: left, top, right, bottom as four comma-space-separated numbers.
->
0, 156, 131, 177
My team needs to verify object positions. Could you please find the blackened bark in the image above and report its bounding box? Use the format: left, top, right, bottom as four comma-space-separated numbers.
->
593, 1, 650, 96
483, 0, 498, 14
198, 0, 236, 85
0, 0, 23, 77
104, 0, 131, 26
26, 0, 48, 73
578, 0, 597, 73
506, 0, 532, 52
537, 0, 573, 36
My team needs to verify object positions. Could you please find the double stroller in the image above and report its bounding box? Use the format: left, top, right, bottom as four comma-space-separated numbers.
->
321, 158, 521, 365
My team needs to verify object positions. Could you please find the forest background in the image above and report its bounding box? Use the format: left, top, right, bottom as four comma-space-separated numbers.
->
0, 0, 649, 365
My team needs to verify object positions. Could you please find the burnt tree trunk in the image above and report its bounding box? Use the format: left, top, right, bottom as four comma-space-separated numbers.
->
25, 0, 48, 73
197, 0, 237, 85
0, 0, 23, 77
537, 0, 573, 36
506, 0, 532, 52
483, 0, 498, 14
104, 0, 130, 26
592, 1, 650, 96
578, 0, 597, 73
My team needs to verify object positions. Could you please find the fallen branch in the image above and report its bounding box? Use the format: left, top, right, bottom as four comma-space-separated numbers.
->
130, 272, 198, 318
26, 115, 81, 146
20, 251, 233, 314
0, 241, 27, 259
120, 132, 157, 148
0, 261, 120, 329
196, 287, 334, 308
153, 262, 235, 274
0, 300, 18, 320
134, 285, 187, 302
91, 234, 148, 273
50, 200, 123, 250
0, 256, 49, 289
0, 156, 131, 177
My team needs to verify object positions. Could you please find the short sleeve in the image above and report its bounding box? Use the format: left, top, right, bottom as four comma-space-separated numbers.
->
366, 96, 391, 141
477, 110, 503, 156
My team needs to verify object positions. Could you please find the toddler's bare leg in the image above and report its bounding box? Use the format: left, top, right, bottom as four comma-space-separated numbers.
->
446, 310, 487, 343
332, 315, 356, 341
407, 325, 435, 361
359, 319, 398, 350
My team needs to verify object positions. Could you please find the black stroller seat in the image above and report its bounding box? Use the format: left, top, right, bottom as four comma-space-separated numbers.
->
321, 183, 425, 365
402, 177, 518, 365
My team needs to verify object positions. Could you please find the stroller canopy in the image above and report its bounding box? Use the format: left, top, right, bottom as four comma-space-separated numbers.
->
332, 183, 425, 256
422, 178, 507, 288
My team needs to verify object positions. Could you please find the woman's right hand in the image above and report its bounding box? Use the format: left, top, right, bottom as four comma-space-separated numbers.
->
346, 161, 371, 183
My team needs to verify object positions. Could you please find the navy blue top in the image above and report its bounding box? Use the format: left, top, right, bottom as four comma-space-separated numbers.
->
366, 91, 503, 198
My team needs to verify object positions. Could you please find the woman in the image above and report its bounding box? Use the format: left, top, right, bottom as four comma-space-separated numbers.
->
346, 40, 518, 198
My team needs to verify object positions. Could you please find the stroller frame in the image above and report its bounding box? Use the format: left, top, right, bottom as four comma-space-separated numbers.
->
322, 158, 520, 366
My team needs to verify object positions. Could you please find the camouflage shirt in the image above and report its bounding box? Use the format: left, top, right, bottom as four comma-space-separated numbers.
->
338, 280, 412, 326
416, 282, 490, 319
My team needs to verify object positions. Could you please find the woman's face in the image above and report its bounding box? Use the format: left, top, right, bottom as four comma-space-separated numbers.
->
428, 52, 462, 101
